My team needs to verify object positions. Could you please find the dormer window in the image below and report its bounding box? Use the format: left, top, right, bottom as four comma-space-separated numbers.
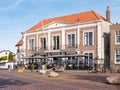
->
76, 19, 80, 22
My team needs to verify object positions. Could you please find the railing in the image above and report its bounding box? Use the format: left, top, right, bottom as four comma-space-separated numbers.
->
60, 45, 78, 52
21, 44, 79, 54
31, 47, 47, 53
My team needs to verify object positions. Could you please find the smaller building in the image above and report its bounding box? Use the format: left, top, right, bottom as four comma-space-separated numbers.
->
0, 50, 15, 69
110, 24, 120, 71
0, 50, 10, 57
15, 38, 24, 66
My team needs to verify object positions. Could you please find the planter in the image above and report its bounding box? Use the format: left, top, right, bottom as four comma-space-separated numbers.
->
48, 71, 59, 77
106, 76, 120, 84
18, 66, 25, 73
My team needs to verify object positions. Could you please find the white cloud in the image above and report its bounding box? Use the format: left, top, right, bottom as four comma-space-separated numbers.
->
15, 0, 25, 7
0, 0, 25, 12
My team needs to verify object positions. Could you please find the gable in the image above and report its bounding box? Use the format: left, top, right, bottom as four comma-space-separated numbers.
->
25, 10, 108, 33
15, 38, 23, 46
40, 21, 74, 30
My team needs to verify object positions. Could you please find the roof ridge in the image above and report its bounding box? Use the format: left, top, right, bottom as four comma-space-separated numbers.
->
92, 10, 106, 21
25, 10, 107, 33
43, 10, 93, 21
15, 38, 23, 46
91, 10, 99, 20
0, 50, 11, 54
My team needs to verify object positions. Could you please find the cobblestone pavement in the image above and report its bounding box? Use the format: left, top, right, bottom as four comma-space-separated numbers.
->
0, 70, 120, 90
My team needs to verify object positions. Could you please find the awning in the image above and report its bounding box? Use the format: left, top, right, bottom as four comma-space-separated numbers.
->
19, 56, 46, 59
47, 54, 90, 58
33, 56, 46, 59
20, 54, 90, 59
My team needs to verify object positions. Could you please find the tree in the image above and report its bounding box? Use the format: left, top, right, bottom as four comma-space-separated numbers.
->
8, 52, 13, 62
0, 56, 7, 61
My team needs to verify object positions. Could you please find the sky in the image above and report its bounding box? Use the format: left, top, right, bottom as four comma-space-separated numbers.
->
0, 0, 120, 53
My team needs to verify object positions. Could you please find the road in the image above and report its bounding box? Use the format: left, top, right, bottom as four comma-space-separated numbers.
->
0, 70, 120, 90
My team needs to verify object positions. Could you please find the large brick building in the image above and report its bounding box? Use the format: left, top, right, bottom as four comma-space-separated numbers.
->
110, 24, 120, 71
16, 7, 111, 70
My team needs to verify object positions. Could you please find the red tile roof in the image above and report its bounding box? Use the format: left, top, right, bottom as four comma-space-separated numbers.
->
15, 38, 23, 46
26, 10, 107, 32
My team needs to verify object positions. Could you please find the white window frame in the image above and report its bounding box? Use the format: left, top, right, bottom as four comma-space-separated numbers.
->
115, 50, 120, 64
52, 35, 60, 50
83, 51, 94, 66
39, 37, 46, 49
28, 38, 34, 50
66, 32, 76, 47
115, 30, 120, 45
83, 30, 94, 46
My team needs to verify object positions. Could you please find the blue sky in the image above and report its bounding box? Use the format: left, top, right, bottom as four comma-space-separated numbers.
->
0, 0, 120, 53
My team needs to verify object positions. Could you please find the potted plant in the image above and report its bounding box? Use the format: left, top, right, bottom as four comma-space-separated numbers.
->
31, 63, 35, 71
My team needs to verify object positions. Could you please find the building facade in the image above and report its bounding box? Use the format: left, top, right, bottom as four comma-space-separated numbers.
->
16, 8, 111, 70
0, 50, 15, 69
16, 38, 24, 65
110, 24, 120, 71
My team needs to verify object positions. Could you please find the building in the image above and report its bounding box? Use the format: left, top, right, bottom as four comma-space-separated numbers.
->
0, 50, 10, 57
0, 50, 15, 69
16, 7, 112, 70
110, 24, 120, 71
16, 38, 24, 65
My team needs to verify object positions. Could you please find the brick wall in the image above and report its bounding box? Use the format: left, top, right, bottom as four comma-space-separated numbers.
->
110, 24, 120, 69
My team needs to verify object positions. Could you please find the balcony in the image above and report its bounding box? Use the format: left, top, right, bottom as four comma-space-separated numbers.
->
60, 45, 78, 53
29, 45, 78, 55
30, 47, 48, 55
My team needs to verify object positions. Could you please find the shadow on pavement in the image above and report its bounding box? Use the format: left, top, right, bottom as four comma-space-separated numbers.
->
0, 78, 29, 88
71, 75, 107, 83
70, 74, 120, 86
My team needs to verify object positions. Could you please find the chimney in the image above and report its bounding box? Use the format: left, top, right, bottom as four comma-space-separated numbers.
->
106, 6, 110, 22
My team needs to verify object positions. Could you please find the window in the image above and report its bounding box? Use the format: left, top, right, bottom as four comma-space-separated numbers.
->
84, 32, 93, 46
115, 50, 120, 63
84, 52, 93, 66
40, 37, 46, 49
17, 46, 20, 53
28, 38, 34, 50
53, 36, 59, 50
115, 30, 120, 44
68, 57, 77, 64
68, 34, 75, 47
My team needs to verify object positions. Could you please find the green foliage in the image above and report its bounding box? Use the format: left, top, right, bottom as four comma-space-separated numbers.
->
31, 63, 35, 70
0, 56, 7, 61
8, 52, 14, 62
